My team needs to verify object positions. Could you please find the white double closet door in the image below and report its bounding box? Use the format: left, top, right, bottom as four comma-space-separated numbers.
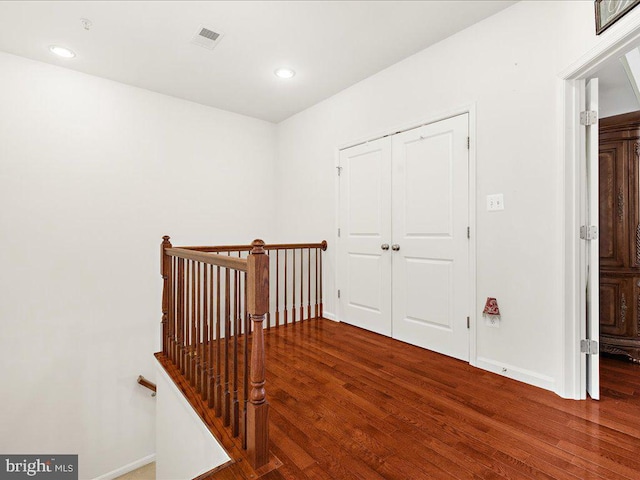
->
338, 114, 470, 361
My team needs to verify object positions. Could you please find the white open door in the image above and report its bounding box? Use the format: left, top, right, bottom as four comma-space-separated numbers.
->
337, 137, 393, 336
585, 78, 600, 400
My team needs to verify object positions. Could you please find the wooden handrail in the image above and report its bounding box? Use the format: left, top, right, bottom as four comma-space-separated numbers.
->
137, 375, 157, 395
177, 240, 328, 253
165, 248, 248, 271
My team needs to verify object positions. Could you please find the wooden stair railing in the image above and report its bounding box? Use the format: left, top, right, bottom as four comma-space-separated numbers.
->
137, 375, 157, 396
179, 240, 328, 327
158, 236, 327, 473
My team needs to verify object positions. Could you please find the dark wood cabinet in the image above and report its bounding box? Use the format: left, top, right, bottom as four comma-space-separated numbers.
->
599, 111, 640, 362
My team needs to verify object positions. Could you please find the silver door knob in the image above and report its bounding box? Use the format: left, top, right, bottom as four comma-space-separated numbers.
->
391, 244, 400, 251
381, 244, 390, 251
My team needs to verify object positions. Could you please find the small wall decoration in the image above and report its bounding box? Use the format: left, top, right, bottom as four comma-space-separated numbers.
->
596, 0, 640, 35
482, 297, 501, 319
483, 297, 501, 328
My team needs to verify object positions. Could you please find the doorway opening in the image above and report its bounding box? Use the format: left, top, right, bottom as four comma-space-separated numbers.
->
563, 18, 640, 401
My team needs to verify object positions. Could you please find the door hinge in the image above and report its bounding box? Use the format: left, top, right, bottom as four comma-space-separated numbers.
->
336, 166, 342, 176
467, 316, 470, 329
467, 136, 470, 149
338, 228, 341, 238
580, 225, 598, 240
467, 226, 470, 239
337, 289, 341, 299
580, 339, 598, 355
580, 110, 598, 126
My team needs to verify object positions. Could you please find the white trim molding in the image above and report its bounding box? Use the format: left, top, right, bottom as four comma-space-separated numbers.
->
91, 454, 156, 480
476, 357, 556, 393
322, 311, 338, 322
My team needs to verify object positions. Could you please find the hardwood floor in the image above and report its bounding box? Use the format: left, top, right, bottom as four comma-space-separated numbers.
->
257, 319, 640, 480
165, 318, 640, 479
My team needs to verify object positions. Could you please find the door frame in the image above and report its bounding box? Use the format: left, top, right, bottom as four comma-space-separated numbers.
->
334, 105, 478, 366
561, 16, 640, 399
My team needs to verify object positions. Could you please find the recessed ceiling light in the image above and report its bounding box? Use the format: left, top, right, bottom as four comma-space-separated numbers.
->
49, 45, 76, 58
274, 67, 295, 79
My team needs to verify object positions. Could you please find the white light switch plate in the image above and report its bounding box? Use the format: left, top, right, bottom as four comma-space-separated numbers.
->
487, 193, 504, 211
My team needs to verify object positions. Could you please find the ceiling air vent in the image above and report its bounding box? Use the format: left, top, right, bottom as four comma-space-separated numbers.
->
191, 26, 224, 50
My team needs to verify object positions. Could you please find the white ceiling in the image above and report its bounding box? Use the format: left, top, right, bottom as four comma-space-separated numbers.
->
0, 1, 515, 123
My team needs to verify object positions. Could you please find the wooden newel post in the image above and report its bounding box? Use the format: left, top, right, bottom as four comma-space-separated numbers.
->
246, 239, 270, 469
161, 235, 172, 356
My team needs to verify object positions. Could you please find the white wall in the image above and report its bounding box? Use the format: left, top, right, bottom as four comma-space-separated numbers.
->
600, 83, 640, 118
0, 51, 276, 479
155, 364, 229, 480
275, 1, 610, 395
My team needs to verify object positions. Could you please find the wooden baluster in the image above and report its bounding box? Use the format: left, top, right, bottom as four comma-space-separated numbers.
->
161, 236, 172, 356
284, 249, 288, 326
182, 259, 188, 374
315, 248, 319, 319
208, 265, 215, 408
247, 239, 269, 469
307, 247, 311, 320
292, 248, 296, 323
174, 258, 179, 368
243, 271, 249, 449
275, 250, 280, 328
320, 241, 327, 318
195, 262, 201, 393
232, 267, 240, 436
169, 256, 175, 363
174, 257, 180, 363
201, 263, 206, 394
201, 263, 208, 401
202, 265, 213, 408
186, 260, 191, 376
183, 260, 188, 376
215, 266, 222, 416
300, 249, 304, 322
185, 261, 190, 378
223, 267, 231, 426
200, 263, 205, 395
191, 260, 197, 385
266, 250, 271, 330
184, 260, 189, 377
176, 258, 187, 375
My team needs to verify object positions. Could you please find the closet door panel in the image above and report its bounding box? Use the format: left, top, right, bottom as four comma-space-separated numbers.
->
391, 114, 470, 361
337, 137, 393, 336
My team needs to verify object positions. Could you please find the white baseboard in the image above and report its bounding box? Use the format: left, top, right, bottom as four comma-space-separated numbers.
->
475, 357, 555, 392
92, 454, 156, 480
322, 311, 338, 322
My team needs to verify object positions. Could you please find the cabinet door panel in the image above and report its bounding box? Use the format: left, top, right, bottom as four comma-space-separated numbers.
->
599, 141, 627, 268
628, 141, 640, 268
599, 275, 633, 337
